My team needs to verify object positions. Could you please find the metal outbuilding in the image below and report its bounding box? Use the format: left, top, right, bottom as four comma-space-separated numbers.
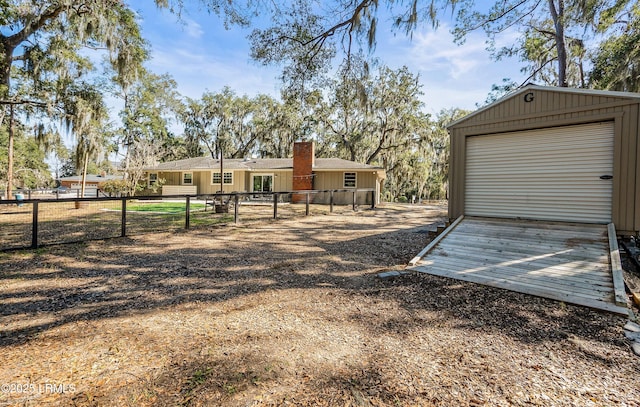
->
447, 84, 640, 236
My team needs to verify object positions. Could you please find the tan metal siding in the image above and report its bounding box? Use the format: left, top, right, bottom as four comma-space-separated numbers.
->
314, 172, 339, 190
465, 122, 614, 224
314, 171, 377, 190
243, 170, 293, 192
273, 171, 292, 191
632, 105, 640, 231
449, 88, 640, 233
159, 172, 180, 185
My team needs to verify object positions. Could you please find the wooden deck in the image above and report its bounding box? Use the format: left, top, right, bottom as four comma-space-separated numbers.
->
408, 217, 629, 315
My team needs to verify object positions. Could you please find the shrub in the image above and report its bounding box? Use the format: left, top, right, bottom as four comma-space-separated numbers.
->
101, 179, 128, 195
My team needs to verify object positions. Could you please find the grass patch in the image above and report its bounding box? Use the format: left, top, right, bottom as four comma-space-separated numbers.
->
127, 202, 205, 213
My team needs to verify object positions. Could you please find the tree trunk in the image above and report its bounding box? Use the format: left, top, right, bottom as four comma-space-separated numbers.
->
6, 104, 14, 199
548, 0, 568, 87
81, 150, 89, 198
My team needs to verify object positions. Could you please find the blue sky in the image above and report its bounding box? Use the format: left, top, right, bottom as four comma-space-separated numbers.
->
130, 2, 525, 115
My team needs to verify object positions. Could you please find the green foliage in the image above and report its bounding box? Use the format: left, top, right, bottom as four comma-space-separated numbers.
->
0, 124, 52, 189
146, 177, 166, 194
1, 0, 148, 198
100, 179, 128, 195
481, 79, 519, 106
182, 87, 267, 159
174, 59, 459, 201
590, 3, 640, 91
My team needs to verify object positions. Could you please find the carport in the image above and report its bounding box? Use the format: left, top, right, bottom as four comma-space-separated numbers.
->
410, 85, 640, 313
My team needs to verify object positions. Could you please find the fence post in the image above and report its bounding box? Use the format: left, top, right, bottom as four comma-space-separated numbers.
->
352, 190, 356, 211
234, 193, 239, 224
185, 196, 191, 229
305, 192, 310, 216
273, 193, 278, 219
330, 190, 334, 213
31, 201, 38, 249
121, 198, 127, 237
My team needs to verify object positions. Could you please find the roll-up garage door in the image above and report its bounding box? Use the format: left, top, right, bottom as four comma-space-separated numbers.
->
465, 122, 614, 224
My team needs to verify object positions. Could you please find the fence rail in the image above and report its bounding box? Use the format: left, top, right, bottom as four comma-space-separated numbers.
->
0, 189, 376, 251
2, 187, 107, 200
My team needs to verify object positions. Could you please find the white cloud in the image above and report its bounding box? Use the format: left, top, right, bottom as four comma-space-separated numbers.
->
406, 28, 488, 78
147, 45, 280, 100
376, 23, 525, 111
183, 18, 204, 39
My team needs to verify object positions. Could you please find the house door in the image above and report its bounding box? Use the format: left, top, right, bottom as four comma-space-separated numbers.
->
252, 174, 273, 197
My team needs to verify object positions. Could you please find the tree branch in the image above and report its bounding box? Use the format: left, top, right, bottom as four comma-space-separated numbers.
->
462, 0, 533, 33
4, 5, 66, 50
0, 98, 47, 107
279, 0, 376, 55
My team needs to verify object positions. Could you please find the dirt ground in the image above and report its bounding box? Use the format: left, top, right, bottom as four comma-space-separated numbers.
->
1, 203, 638, 406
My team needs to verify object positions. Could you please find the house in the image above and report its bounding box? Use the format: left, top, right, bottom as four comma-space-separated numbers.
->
447, 84, 640, 236
58, 173, 122, 192
145, 142, 386, 205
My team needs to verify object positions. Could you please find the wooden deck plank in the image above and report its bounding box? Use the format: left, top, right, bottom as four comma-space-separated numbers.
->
419, 257, 615, 297
437, 248, 611, 278
412, 267, 613, 305
462, 217, 609, 233
421, 257, 614, 290
426, 250, 612, 281
432, 249, 611, 277
411, 264, 629, 315
437, 237, 611, 264
449, 222, 608, 240
448, 235, 608, 252
608, 223, 628, 306
421, 255, 614, 293
451, 225, 609, 244
429, 246, 611, 279
408, 218, 628, 315
408, 215, 463, 266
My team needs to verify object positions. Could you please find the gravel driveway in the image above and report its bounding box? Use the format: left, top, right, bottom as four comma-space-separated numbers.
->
0, 203, 638, 406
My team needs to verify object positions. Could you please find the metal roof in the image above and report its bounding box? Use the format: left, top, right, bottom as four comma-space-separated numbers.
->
447, 84, 640, 129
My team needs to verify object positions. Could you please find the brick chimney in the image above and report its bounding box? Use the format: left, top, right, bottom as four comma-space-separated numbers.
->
292, 141, 314, 202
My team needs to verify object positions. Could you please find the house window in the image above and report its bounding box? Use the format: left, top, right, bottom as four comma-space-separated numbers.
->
182, 172, 193, 185
344, 172, 357, 188
148, 173, 158, 186
212, 172, 233, 185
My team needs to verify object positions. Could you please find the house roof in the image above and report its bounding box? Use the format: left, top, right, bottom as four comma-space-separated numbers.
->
58, 174, 122, 183
447, 84, 640, 129
147, 157, 383, 172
